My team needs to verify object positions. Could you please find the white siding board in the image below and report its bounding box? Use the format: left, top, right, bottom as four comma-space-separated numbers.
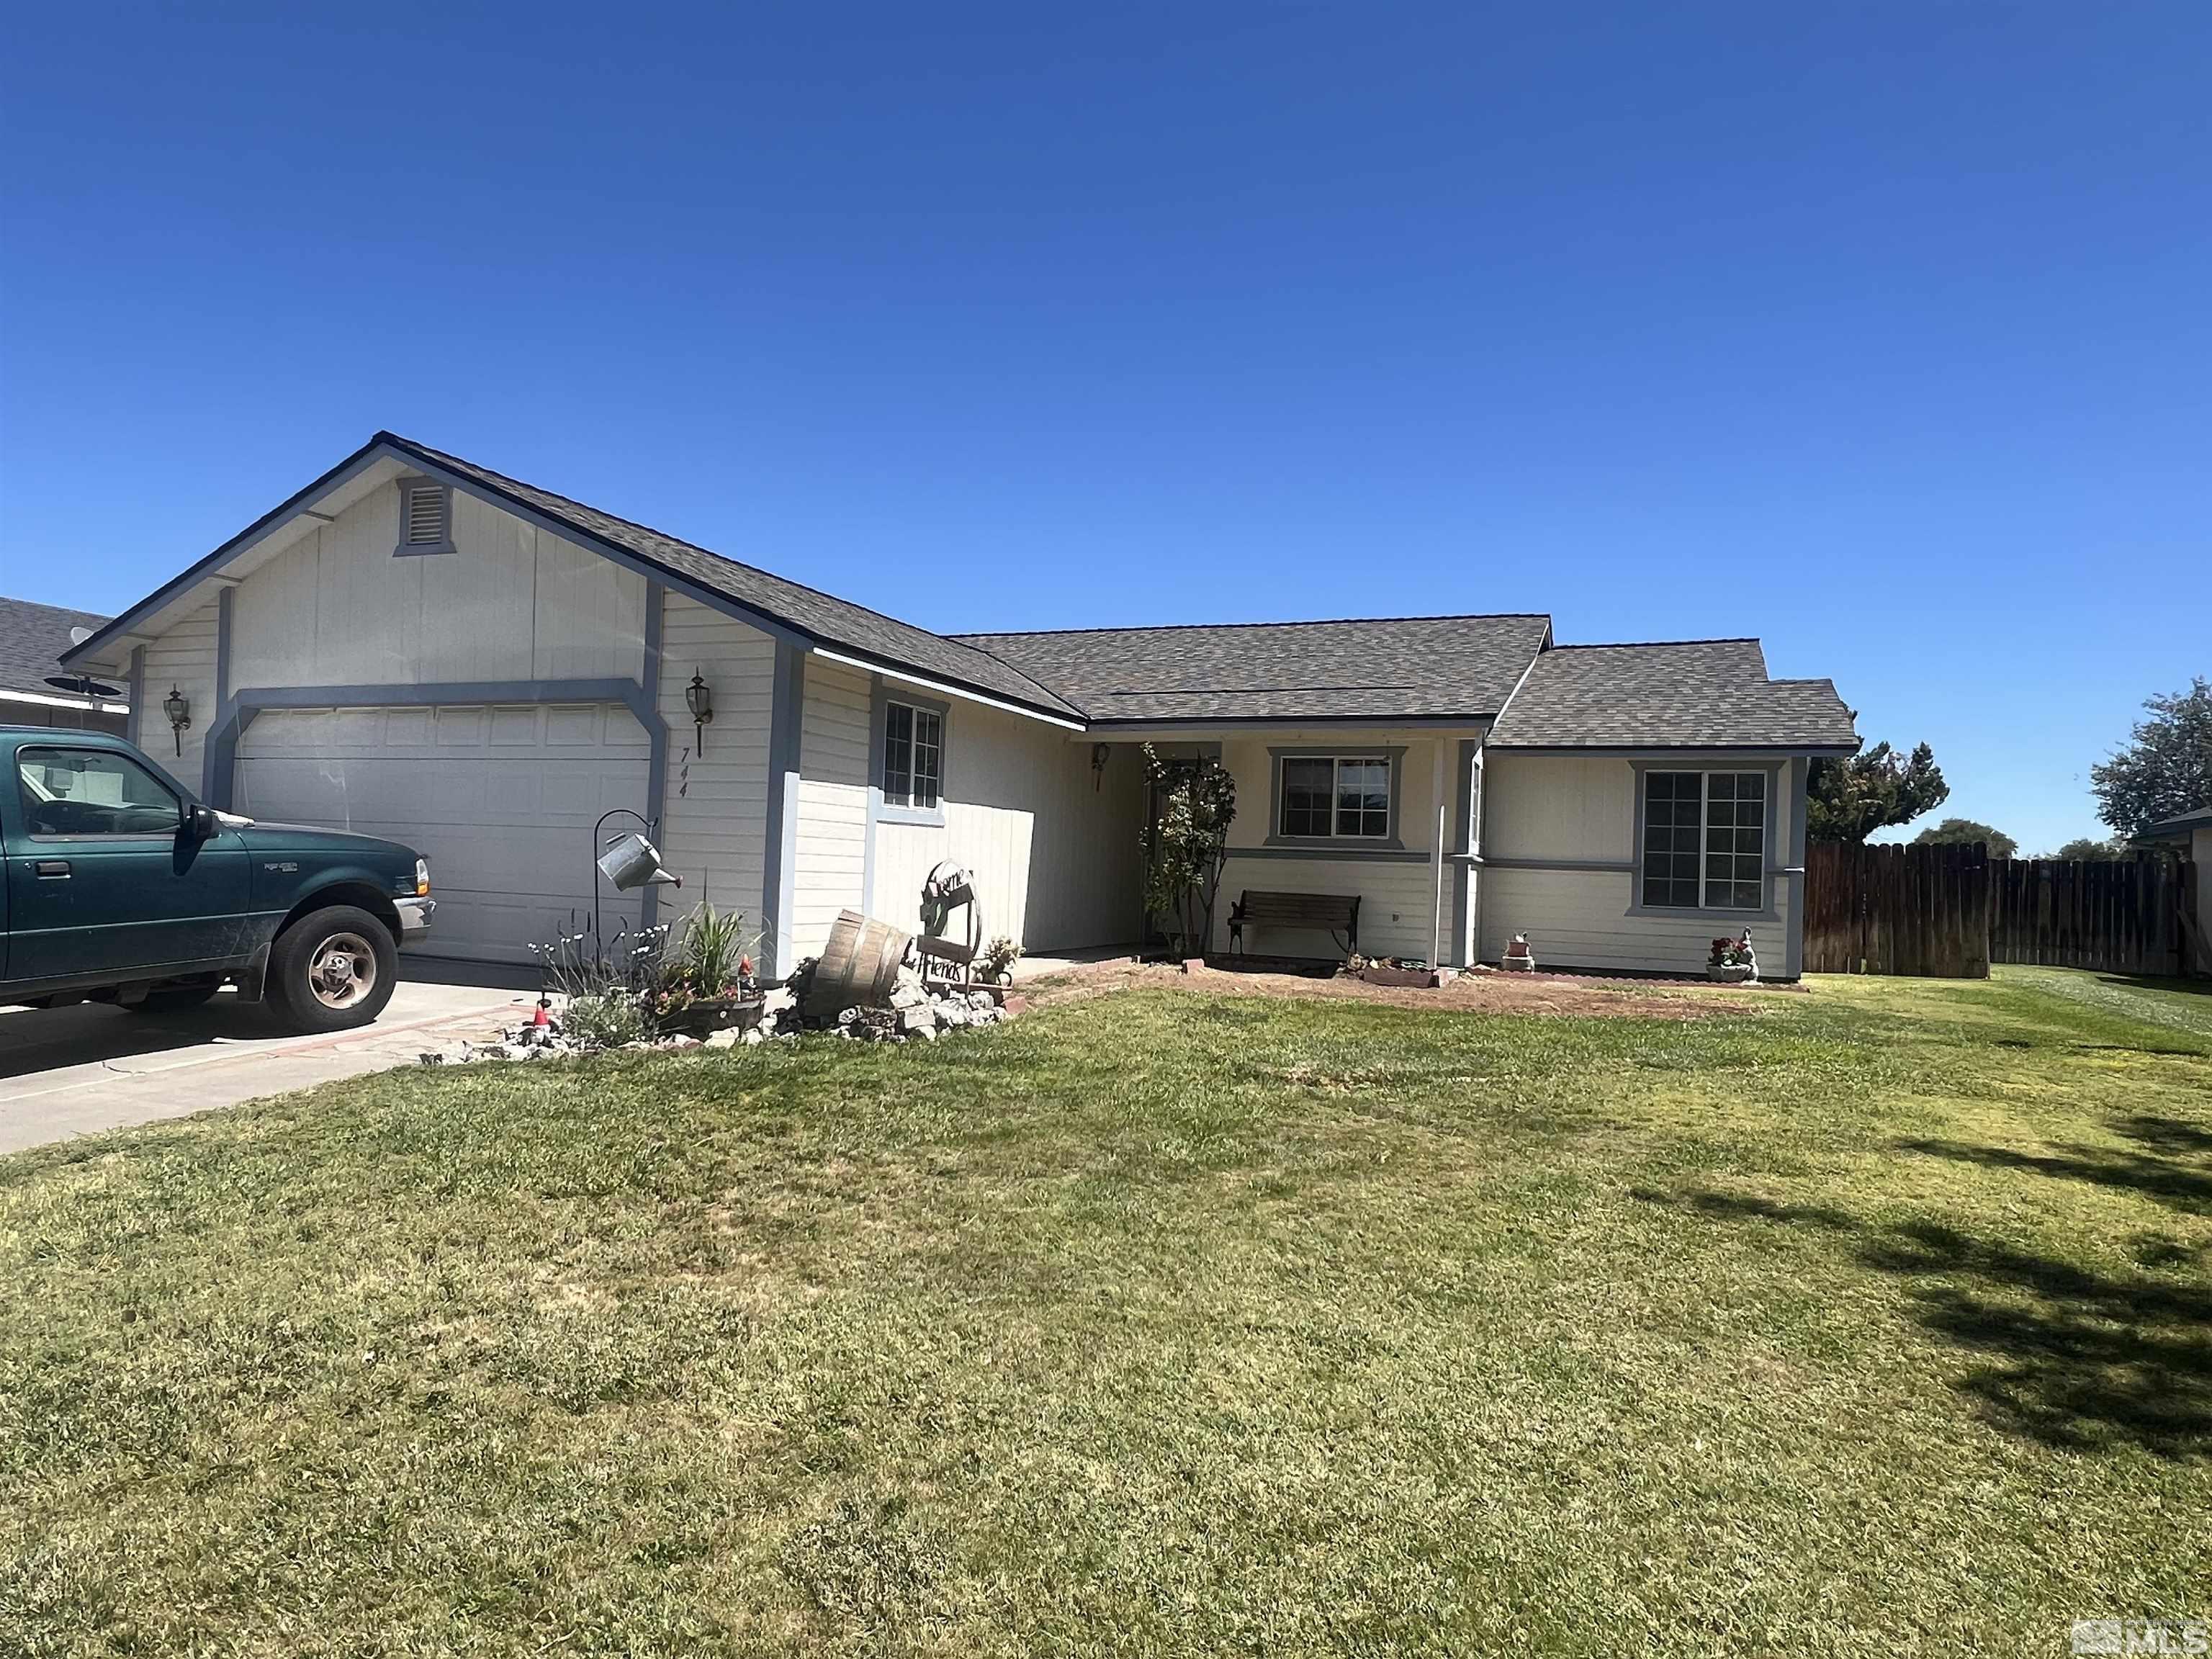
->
653, 595, 775, 927
866, 701, 1145, 954
139, 597, 218, 795
790, 658, 871, 957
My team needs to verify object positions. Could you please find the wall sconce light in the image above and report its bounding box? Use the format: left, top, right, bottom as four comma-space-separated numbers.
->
162, 684, 192, 755
1091, 742, 1111, 791
684, 671, 714, 756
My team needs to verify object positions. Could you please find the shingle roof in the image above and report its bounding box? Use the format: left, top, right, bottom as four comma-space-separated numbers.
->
381, 435, 1085, 721
1485, 639, 1859, 750
2137, 805, 2212, 841
0, 595, 117, 699
951, 615, 1554, 724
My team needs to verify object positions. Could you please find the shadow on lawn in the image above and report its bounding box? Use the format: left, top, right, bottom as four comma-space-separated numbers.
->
1896, 1115, 2212, 1216
1634, 1109, 2212, 1459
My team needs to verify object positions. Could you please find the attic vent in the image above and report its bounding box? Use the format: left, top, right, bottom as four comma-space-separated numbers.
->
394, 480, 454, 555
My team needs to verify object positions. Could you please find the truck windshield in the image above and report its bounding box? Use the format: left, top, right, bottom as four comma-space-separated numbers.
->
17, 746, 182, 837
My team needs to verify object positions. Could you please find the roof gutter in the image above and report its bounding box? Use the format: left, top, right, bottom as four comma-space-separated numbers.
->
811, 647, 1089, 732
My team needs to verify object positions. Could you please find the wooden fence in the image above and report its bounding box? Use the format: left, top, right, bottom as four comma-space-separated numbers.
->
1988, 854, 2196, 976
1803, 842, 1992, 977
1804, 842, 2198, 979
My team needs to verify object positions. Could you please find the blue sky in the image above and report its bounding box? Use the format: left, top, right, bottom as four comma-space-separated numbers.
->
3, 4, 2205, 852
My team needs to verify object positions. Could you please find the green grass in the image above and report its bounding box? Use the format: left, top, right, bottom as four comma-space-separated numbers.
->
4, 966, 2209, 1655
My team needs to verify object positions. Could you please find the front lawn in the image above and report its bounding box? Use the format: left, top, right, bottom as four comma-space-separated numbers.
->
4, 968, 2208, 1655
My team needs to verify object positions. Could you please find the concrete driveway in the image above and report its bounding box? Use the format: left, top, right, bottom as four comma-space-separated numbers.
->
0, 980, 532, 1155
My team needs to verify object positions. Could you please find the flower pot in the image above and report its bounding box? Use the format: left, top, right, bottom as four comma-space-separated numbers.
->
1707, 964, 1757, 984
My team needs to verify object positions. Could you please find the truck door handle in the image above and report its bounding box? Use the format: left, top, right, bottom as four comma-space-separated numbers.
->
33, 860, 71, 879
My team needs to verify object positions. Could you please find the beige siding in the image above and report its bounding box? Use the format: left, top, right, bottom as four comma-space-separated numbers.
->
1477, 751, 1796, 976
1199, 730, 1466, 963
655, 595, 775, 927
789, 658, 871, 957
1481, 752, 1632, 862
871, 701, 1146, 953
1213, 852, 1439, 961
140, 596, 218, 795
1478, 865, 1795, 978
226, 480, 647, 691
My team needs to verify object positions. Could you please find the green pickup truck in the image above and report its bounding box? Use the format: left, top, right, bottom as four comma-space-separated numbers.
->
1, 727, 433, 1032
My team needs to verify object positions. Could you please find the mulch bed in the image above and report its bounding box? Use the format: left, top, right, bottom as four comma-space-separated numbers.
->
1020, 959, 1779, 1020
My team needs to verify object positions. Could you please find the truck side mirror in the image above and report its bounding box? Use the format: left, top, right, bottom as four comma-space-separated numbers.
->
185, 803, 221, 840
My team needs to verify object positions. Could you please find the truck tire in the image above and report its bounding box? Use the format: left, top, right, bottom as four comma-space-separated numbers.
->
125, 981, 220, 1015
268, 905, 398, 1033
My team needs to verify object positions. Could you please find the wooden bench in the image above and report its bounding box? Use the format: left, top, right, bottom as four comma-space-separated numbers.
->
1228, 890, 1360, 957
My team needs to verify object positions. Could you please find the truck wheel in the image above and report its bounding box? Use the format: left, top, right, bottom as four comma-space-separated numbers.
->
125, 981, 220, 1015
269, 906, 398, 1033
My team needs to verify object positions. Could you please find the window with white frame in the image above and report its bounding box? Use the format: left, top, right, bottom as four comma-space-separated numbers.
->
1278, 755, 1392, 840
395, 480, 454, 554
882, 700, 942, 810
1641, 770, 1766, 909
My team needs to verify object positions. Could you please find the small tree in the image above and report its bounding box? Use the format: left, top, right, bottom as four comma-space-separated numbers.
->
2090, 677, 2212, 839
1138, 745, 1236, 959
1807, 740, 1949, 843
1912, 817, 2018, 859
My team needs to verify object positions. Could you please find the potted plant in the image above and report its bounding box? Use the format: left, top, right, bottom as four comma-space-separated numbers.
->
652, 902, 767, 1036
1707, 932, 1758, 984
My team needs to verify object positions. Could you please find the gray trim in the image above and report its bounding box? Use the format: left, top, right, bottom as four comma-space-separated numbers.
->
125, 645, 145, 749
203, 587, 235, 799
871, 679, 948, 828
1481, 855, 1637, 873
1622, 904, 1784, 925
391, 477, 457, 556
1449, 739, 1477, 968
762, 640, 805, 978
640, 583, 668, 931
1223, 844, 1431, 865
1627, 759, 1781, 920
1264, 745, 1406, 850
1784, 755, 1808, 980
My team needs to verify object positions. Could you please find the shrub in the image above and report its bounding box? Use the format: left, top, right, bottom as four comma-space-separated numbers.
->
559, 988, 651, 1051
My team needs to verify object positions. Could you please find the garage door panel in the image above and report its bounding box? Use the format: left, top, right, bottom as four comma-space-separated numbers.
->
236, 702, 654, 964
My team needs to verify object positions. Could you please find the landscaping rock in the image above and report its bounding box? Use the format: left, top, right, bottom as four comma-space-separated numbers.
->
703, 1028, 742, 1049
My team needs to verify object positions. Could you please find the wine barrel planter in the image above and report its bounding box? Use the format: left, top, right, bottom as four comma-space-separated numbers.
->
806, 910, 911, 1019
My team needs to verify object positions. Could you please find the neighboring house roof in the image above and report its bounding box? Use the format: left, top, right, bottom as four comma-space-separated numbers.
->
2135, 805, 2212, 843
1485, 639, 1860, 752
951, 615, 1555, 724
0, 595, 117, 700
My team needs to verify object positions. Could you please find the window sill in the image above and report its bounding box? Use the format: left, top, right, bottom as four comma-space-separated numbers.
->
1264, 834, 1404, 853
877, 802, 945, 829
1622, 902, 1781, 925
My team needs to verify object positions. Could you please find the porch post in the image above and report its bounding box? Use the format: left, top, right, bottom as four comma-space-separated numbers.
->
1429, 737, 1449, 968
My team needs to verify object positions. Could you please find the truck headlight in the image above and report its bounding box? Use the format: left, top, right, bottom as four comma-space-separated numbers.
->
415, 858, 431, 897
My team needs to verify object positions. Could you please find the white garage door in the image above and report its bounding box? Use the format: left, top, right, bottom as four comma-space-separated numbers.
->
236, 703, 653, 964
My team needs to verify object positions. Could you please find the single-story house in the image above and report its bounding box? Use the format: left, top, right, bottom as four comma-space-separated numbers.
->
60, 433, 1858, 979
2134, 805, 2212, 974
1, 595, 129, 735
